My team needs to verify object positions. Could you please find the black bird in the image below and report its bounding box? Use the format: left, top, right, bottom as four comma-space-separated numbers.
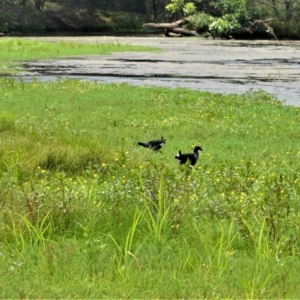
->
175, 146, 203, 166
137, 136, 166, 151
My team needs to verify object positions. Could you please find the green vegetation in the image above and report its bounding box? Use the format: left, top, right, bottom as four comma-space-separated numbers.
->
2, 0, 300, 38
0, 0, 151, 34
166, 0, 196, 16
1, 76, 300, 298
168, 0, 300, 39
0, 38, 158, 75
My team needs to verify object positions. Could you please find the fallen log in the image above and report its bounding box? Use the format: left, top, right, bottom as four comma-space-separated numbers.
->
144, 18, 200, 37
144, 18, 277, 39
165, 27, 200, 37
143, 19, 189, 29
230, 19, 278, 40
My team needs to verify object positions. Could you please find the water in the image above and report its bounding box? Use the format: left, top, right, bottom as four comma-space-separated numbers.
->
19, 36, 300, 106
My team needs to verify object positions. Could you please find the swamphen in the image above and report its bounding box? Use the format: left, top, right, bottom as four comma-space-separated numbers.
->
175, 146, 203, 166
138, 136, 166, 151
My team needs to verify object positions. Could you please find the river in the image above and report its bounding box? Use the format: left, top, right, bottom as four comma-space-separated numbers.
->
20, 36, 300, 106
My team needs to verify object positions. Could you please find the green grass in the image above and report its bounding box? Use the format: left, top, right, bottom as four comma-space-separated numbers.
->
0, 38, 158, 74
1, 77, 300, 298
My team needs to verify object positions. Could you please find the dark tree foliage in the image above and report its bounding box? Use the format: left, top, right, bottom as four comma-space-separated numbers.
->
1, 0, 300, 38
152, 0, 170, 20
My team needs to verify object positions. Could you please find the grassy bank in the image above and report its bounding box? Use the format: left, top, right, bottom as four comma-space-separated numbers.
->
0, 77, 300, 298
0, 38, 158, 75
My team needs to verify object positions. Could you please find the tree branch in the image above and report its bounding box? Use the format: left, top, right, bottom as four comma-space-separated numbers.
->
143, 18, 189, 29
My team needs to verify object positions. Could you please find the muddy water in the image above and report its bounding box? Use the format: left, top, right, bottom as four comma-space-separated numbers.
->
21, 36, 300, 106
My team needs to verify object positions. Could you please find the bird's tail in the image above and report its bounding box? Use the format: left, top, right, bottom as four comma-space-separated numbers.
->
138, 142, 148, 148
